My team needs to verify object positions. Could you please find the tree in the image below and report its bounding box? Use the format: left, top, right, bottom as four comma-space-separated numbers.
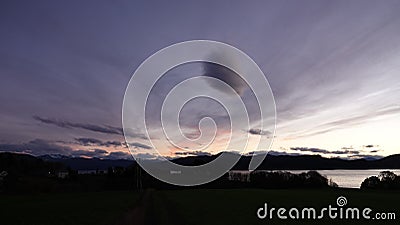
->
361, 171, 400, 189
361, 176, 380, 189
379, 171, 396, 182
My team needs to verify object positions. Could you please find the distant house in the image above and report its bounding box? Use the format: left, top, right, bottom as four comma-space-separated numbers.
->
77, 169, 108, 175
57, 171, 69, 179
0, 171, 8, 190
0, 171, 8, 181
228, 170, 250, 182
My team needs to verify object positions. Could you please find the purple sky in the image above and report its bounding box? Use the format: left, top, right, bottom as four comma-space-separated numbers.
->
1, 0, 399, 159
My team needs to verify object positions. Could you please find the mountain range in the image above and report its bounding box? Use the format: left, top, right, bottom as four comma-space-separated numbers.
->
1, 152, 399, 171
41, 152, 400, 170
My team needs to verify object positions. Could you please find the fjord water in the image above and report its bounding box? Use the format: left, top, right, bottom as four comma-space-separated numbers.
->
235, 170, 400, 188
310, 169, 400, 188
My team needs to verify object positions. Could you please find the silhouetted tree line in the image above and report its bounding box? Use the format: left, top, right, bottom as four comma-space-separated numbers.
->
249, 170, 336, 188
137, 170, 337, 190
361, 171, 400, 189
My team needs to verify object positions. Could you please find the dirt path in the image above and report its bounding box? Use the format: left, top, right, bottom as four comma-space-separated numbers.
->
114, 189, 186, 225
115, 190, 152, 225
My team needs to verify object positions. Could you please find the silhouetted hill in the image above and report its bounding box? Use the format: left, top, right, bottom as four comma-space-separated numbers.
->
0, 152, 63, 176
172, 153, 400, 170
2, 152, 399, 172
172, 154, 219, 166
372, 154, 400, 169
39, 155, 134, 170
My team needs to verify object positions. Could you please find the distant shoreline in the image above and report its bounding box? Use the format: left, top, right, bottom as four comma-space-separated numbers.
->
229, 169, 400, 188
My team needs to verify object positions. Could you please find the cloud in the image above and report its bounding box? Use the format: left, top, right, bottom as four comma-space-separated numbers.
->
94, 149, 108, 154
74, 138, 123, 147
75, 138, 103, 146
290, 147, 330, 154
202, 62, 247, 95
362, 145, 382, 153
0, 139, 73, 155
105, 141, 122, 147
248, 149, 383, 159
0, 139, 133, 159
174, 150, 211, 157
128, 142, 152, 150
248, 128, 271, 136
330, 150, 360, 155
290, 147, 360, 155
105, 151, 133, 160
72, 148, 133, 159
123, 128, 148, 140
266, 150, 301, 156
289, 145, 387, 158
347, 154, 384, 160
34, 116, 147, 139
290, 106, 400, 139
34, 116, 123, 135
71, 149, 109, 158
364, 144, 376, 148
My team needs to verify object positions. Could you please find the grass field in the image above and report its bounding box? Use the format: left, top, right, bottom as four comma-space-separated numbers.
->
157, 189, 400, 225
0, 191, 138, 225
1, 189, 399, 225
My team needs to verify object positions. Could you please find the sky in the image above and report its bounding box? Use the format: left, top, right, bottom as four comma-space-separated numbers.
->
0, 0, 399, 160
